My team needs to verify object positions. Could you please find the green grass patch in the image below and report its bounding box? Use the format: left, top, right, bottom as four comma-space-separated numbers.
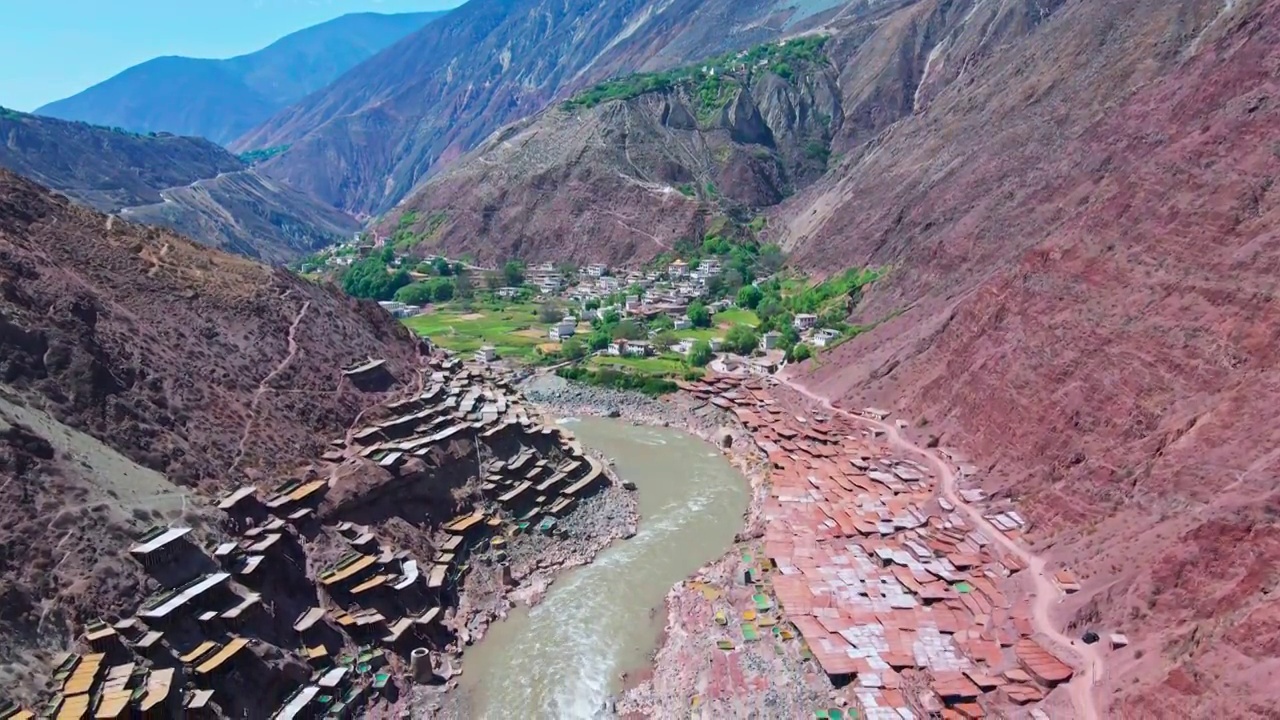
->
237, 144, 290, 164
713, 307, 760, 327
589, 354, 689, 375
402, 303, 549, 360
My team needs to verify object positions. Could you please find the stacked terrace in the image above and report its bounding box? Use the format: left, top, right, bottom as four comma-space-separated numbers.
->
682, 375, 1076, 720
2, 354, 618, 719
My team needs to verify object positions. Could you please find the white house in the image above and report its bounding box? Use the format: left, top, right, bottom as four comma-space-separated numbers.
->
669, 259, 689, 277
549, 317, 577, 341
812, 328, 841, 347
608, 340, 653, 357
672, 339, 694, 356
760, 331, 783, 350
586, 263, 608, 277
674, 317, 692, 331
496, 286, 522, 299
700, 258, 722, 276
475, 346, 497, 363
709, 337, 724, 352
793, 313, 819, 331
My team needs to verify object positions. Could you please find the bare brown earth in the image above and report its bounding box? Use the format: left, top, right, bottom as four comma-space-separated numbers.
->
390, 65, 840, 266
384, 0, 1280, 714
0, 168, 421, 495
0, 109, 357, 263
782, 0, 1280, 716
0, 169, 426, 704
233, 0, 846, 216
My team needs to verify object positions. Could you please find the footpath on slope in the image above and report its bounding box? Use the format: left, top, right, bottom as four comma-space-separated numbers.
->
777, 374, 1105, 720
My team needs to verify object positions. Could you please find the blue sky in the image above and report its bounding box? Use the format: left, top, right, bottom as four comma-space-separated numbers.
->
0, 0, 460, 111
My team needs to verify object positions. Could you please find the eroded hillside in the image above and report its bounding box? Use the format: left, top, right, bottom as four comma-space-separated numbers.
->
388, 36, 841, 265
779, 0, 1280, 715
233, 0, 848, 216
0, 110, 357, 263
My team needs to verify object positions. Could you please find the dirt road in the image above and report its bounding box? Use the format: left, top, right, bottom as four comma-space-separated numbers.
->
776, 373, 1104, 720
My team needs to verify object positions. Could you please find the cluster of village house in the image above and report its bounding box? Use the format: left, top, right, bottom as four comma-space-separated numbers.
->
670, 374, 1109, 719
324, 235, 841, 355
3, 356, 608, 720
459, 259, 838, 364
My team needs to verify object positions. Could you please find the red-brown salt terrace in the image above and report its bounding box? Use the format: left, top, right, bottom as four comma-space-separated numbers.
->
677, 374, 1074, 719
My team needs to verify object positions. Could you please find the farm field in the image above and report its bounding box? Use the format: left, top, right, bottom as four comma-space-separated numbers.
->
589, 354, 692, 375
402, 302, 549, 359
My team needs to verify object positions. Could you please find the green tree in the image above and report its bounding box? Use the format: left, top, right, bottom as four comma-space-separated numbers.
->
788, 343, 812, 362
612, 320, 647, 341
757, 296, 783, 322
687, 302, 712, 328
652, 330, 679, 351
649, 314, 675, 331
584, 298, 602, 311
453, 270, 473, 299
560, 337, 588, 360
429, 278, 455, 302
452, 261, 464, 276
503, 260, 526, 286
394, 282, 435, 305
587, 330, 611, 351
689, 340, 713, 367
378, 246, 395, 264
342, 257, 410, 300
539, 302, 564, 323
737, 284, 764, 309
431, 257, 452, 276
724, 324, 760, 355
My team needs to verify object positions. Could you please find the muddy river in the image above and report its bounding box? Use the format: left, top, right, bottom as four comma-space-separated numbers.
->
458, 416, 749, 718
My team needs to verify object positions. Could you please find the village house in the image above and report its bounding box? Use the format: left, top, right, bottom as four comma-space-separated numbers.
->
811, 328, 841, 347
674, 316, 692, 331
669, 259, 689, 277
760, 330, 783, 350
549, 317, 577, 342
586, 263, 608, 277
793, 313, 819, 331
672, 339, 694, 355
377, 301, 420, 319
495, 286, 522, 299
709, 299, 731, 313
608, 339, 653, 357
710, 337, 724, 352
536, 276, 563, 295
624, 294, 641, 311
474, 346, 497, 363
700, 257, 723, 276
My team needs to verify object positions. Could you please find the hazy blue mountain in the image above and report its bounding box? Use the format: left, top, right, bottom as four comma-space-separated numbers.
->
35, 11, 446, 145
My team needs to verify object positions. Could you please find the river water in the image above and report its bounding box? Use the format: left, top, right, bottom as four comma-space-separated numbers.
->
458, 416, 749, 718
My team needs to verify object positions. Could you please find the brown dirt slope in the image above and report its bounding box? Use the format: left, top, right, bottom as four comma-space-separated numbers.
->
0, 168, 423, 494
784, 0, 1280, 715
386, 52, 841, 266
0, 108, 357, 264
232, 0, 844, 216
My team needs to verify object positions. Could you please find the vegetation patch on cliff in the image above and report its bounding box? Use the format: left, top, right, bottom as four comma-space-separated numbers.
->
562, 35, 828, 115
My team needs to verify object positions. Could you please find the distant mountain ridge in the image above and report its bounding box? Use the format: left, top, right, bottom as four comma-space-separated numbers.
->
231, 0, 846, 217
34, 11, 446, 145
0, 107, 356, 263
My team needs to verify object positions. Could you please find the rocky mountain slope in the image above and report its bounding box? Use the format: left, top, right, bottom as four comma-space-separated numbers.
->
35, 11, 446, 145
0, 168, 424, 701
388, 36, 841, 265
0, 108, 357, 263
382, 0, 1280, 713
769, 0, 1280, 715
232, 0, 848, 217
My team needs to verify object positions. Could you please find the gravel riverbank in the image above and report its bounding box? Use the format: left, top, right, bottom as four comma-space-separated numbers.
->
519, 374, 832, 717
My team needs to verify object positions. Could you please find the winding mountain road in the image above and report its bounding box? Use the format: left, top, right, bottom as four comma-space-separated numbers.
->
776, 373, 1105, 720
